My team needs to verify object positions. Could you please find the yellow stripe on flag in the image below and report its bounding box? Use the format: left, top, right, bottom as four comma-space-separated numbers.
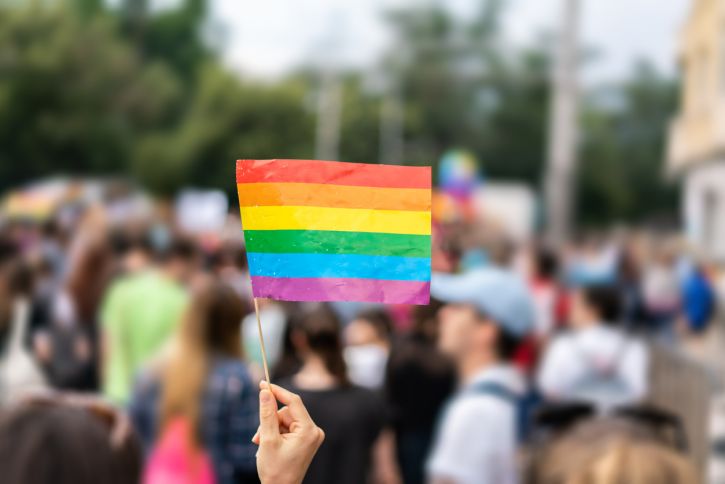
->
239, 206, 431, 235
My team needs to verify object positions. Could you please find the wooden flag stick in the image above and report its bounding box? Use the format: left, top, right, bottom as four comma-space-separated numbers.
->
253, 298, 272, 387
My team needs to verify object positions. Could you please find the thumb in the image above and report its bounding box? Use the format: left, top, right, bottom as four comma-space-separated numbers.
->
259, 388, 280, 442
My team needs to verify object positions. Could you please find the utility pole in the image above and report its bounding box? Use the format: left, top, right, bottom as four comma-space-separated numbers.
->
379, 77, 404, 165
314, 9, 345, 161
315, 70, 342, 161
544, 0, 580, 243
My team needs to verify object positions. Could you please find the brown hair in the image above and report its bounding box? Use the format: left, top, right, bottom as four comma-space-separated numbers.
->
291, 305, 349, 385
160, 278, 247, 439
354, 308, 394, 341
0, 400, 141, 484
527, 418, 698, 484
66, 237, 113, 325
0, 258, 33, 330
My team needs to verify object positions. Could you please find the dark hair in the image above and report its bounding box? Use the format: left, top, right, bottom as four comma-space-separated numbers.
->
273, 324, 302, 381
411, 298, 444, 342
354, 308, 394, 341
534, 245, 559, 280
4, 260, 34, 298
41, 219, 60, 238
617, 247, 640, 283
211, 243, 248, 272
582, 285, 622, 322
0, 403, 142, 484
474, 308, 523, 361
495, 327, 523, 361
291, 305, 349, 385
162, 237, 198, 264
0, 237, 18, 266
109, 230, 154, 257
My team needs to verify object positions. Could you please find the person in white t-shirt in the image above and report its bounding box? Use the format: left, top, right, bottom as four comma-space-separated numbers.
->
425, 268, 535, 484
537, 284, 649, 412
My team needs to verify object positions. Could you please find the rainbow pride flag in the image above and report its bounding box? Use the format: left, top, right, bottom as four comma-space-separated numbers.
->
236, 159, 431, 305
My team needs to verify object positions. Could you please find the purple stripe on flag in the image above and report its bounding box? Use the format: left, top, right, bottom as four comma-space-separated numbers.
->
250, 276, 430, 305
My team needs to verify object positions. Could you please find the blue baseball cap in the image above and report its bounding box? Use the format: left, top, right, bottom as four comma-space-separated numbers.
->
431, 268, 535, 337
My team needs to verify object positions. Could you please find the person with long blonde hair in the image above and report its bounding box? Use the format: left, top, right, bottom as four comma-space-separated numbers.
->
130, 277, 259, 484
527, 418, 698, 484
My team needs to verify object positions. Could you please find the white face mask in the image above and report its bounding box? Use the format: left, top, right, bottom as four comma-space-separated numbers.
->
343, 345, 389, 390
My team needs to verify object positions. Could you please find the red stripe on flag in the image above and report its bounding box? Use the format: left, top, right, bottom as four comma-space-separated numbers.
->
236, 159, 431, 189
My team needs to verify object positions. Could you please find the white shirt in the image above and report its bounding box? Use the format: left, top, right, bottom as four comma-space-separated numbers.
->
426, 365, 524, 484
537, 325, 648, 411
643, 265, 680, 312
242, 303, 286, 368
531, 282, 557, 338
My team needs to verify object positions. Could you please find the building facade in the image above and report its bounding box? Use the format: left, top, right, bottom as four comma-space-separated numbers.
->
668, 0, 725, 261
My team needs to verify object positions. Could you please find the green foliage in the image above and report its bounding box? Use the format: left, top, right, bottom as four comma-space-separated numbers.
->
577, 62, 680, 225
0, 0, 681, 225
133, 67, 314, 195
388, 2, 677, 223
120, 0, 210, 84
0, 4, 181, 190
0, 0, 312, 197
338, 76, 382, 164
387, 3, 549, 186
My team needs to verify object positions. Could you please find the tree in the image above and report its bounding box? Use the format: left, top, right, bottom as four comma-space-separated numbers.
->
386, 1, 550, 185
387, 2, 677, 225
133, 67, 315, 195
577, 62, 679, 225
118, 0, 210, 85
0, 4, 181, 191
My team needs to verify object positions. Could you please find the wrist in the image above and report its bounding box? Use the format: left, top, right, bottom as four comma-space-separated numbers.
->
260, 474, 302, 484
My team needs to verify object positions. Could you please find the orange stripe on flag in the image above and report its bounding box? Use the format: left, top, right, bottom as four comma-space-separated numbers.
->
236, 183, 431, 211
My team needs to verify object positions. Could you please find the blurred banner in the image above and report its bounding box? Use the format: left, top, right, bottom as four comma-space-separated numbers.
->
175, 189, 229, 234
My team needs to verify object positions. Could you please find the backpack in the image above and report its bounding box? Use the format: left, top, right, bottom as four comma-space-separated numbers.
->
467, 381, 540, 445
144, 417, 216, 484
0, 299, 47, 404
683, 270, 716, 333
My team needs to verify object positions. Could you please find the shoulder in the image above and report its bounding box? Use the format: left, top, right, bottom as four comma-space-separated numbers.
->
550, 330, 577, 345
542, 333, 576, 359
211, 358, 253, 379
428, 392, 516, 477
100, 277, 133, 324
208, 359, 255, 397
623, 337, 648, 358
345, 383, 384, 402
443, 393, 510, 433
274, 376, 296, 391
103, 276, 131, 302
164, 280, 188, 304
130, 368, 161, 409
343, 385, 387, 428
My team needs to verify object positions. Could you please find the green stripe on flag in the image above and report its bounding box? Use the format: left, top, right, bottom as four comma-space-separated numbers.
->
244, 230, 431, 258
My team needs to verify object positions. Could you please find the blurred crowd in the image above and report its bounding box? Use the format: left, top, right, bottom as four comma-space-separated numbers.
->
0, 181, 722, 484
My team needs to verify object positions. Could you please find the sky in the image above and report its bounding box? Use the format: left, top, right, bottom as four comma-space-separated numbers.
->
212, 0, 691, 84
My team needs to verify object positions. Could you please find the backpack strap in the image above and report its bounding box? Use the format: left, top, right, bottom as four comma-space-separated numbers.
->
466, 381, 518, 403
466, 381, 538, 444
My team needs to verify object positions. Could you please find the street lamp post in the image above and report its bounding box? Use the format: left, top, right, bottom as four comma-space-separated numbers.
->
544, 0, 580, 244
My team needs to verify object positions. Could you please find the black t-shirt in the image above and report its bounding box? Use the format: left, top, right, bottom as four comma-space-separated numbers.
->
385, 334, 456, 433
278, 378, 385, 484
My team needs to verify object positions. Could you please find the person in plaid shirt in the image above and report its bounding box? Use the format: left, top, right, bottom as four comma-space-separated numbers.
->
130, 278, 259, 484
